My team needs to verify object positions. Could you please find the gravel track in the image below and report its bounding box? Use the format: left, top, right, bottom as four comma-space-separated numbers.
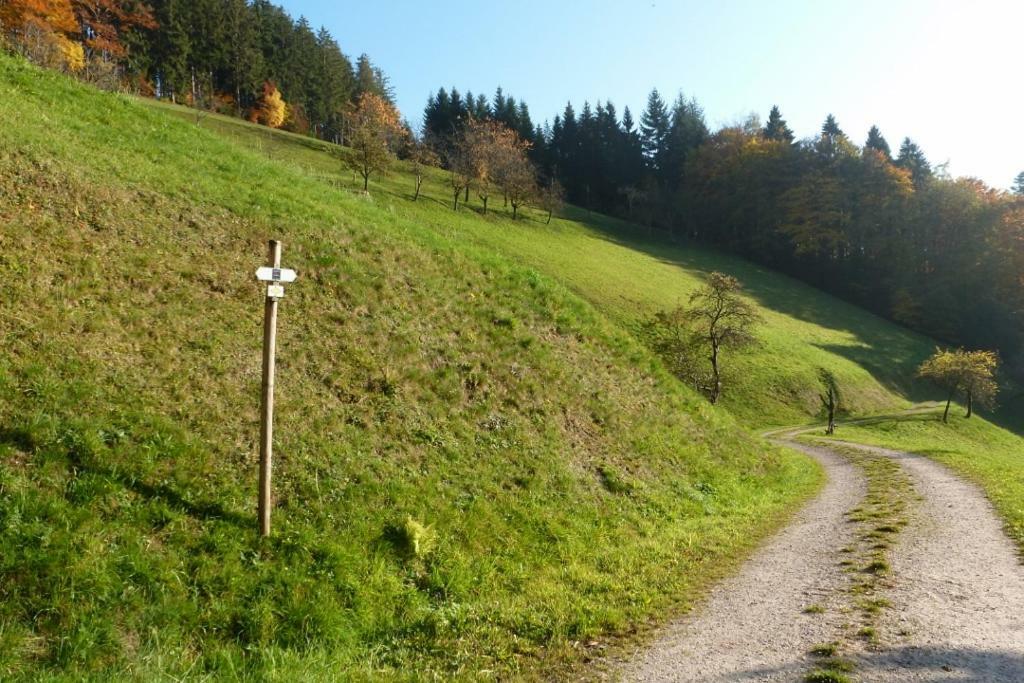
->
620, 433, 1024, 682
834, 441, 1024, 682
621, 441, 865, 682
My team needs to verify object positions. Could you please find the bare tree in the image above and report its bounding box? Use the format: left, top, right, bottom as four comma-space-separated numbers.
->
444, 138, 473, 211
407, 141, 439, 201
538, 178, 565, 224
818, 368, 841, 434
687, 272, 761, 404
643, 272, 761, 404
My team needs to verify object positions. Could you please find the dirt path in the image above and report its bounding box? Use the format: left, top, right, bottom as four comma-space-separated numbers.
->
620, 441, 865, 682
620, 425, 1024, 682
835, 441, 1024, 681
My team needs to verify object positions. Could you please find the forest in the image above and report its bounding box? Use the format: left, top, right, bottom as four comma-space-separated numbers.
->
4, 0, 1022, 380
0, 0, 392, 141
423, 88, 1024, 380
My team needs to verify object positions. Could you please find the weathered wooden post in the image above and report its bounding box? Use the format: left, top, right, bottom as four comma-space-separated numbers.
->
255, 241, 297, 537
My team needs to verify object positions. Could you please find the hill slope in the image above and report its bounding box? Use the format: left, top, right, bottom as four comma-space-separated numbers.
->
0, 56, 819, 680
146, 98, 944, 429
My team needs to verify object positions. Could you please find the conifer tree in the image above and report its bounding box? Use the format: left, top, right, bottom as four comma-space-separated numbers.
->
896, 137, 932, 186
864, 125, 891, 158
1012, 171, 1024, 196
763, 105, 794, 143
639, 88, 669, 168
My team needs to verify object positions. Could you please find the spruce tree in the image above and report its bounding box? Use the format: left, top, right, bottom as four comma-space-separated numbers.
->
661, 93, 707, 188
896, 137, 932, 186
1012, 171, 1024, 196
763, 105, 794, 143
639, 88, 669, 169
864, 125, 891, 158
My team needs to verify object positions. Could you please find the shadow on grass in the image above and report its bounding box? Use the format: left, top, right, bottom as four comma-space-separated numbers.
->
109, 469, 250, 527
0, 428, 249, 527
562, 207, 935, 373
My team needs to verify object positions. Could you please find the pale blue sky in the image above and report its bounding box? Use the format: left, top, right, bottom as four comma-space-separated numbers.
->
280, 0, 1022, 188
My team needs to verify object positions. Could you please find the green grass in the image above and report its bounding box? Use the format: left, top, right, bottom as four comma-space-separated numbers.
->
3, 51, 1023, 681
0, 54, 824, 680
828, 411, 1024, 551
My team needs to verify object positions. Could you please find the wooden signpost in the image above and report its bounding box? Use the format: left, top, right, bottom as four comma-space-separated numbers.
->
256, 240, 297, 537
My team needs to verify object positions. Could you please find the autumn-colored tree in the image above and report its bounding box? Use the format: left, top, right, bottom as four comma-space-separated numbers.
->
462, 118, 511, 214
250, 81, 287, 128
70, 0, 156, 60
444, 135, 473, 211
346, 91, 404, 191
1, 0, 85, 72
504, 153, 535, 219
1, 0, 78, 35
917, 348, 1000, 422
407, 140, 439, 201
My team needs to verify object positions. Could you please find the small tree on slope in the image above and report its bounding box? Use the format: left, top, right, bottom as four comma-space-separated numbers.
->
818, 369, 842, 435
917, 348, 1000, 422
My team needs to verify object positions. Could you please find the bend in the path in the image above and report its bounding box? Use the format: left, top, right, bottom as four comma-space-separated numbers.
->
620, 441, 865, 682
828, 440, 1024, 682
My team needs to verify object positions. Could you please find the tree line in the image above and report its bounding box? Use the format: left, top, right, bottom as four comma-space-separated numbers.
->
0, 0, 392, 141
423, 85, 1024, 380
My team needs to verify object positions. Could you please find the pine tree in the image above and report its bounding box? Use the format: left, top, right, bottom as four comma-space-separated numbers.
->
354, 53, 390, 102
1012, 171, 1024, 196
473, 93, 489, 120
864, 125, 891, 158
150, 0, 191, 101
895, 137, 932, 186
816, 114, 852, 161
821, 114, 843, 140
661, 92, 707, 187
763, 105, 794, 143
639, 88, 669, 168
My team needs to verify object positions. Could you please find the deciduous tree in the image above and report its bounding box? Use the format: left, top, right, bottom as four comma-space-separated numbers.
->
538, 178, 564, 224
407, 140, 439, 201
917, 348, 1000, 422
818, 369, 842, 434
251, 81, 286, 128
686, 272, 761, 404
346, 91, 404, 191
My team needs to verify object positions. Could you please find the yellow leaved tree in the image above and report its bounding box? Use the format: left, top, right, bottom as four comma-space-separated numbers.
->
346, 92, 405, 192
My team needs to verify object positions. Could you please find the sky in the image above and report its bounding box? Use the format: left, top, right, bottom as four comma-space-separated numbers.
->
279, 0, 1022, 189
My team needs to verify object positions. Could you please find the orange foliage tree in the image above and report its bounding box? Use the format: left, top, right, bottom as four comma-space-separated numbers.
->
462, 117, 531, 215
1, 0, 78, 35
70, 0, 156, 60
1, 0, 85, 72
250, 82, 287, 128
346, 92, 404, 191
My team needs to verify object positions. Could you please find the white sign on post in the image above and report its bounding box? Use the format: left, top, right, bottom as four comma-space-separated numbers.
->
256, 266, 298, 283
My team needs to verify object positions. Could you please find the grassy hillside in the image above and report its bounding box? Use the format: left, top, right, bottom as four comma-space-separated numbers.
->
147, 99, 943, 429
0, 55, 822, 680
